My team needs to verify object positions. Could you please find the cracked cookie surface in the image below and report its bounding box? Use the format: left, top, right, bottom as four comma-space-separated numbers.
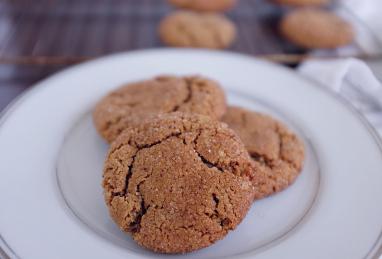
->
222, 106, 305, 199
103, 112, 256, 253
159, 11, 236, 49
93, 75, 226, 143
168, 0, 237, 12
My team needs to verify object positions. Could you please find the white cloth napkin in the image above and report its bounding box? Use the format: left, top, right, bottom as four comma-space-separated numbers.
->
299, 58, 382, 136
297, 0, 382, 136
338, 0, 382, 55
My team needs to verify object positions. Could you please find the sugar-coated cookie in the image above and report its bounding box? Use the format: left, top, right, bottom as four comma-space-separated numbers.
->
222, 106, 304, 199
103, 112, 256, 253
93, 75, 226, 143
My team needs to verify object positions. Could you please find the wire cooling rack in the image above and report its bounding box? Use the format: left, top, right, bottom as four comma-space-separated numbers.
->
0, 0, 309, 109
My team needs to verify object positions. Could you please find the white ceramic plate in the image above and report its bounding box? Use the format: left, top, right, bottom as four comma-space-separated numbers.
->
0, 49, 381, 259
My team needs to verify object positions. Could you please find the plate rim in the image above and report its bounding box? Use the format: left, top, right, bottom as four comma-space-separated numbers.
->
0, 48, 381, 259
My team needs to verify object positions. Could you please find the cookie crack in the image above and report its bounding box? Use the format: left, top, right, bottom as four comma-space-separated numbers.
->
106, 139, 137, 199
172, 77, 193, 112
118, 133, 183, 197
126, 134, 186, 233
249, 151, 274, 168
212, 194, 223, 227
136, 132, 183, 149
122, 151, 137, 196
128, 183, 149, 233
199, 154, 221, 170
212, 193, 232, 229
193, 130, 224, 173
274, 124, 298, 170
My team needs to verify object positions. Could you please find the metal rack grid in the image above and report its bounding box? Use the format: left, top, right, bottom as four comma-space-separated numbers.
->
0, 0, 305, 110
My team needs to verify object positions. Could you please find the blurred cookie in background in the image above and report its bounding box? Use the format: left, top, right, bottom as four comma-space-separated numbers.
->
159, 11, 236, 49
280, 8, 354, 49
168, 0, 237, 12
272, 0, 330, 7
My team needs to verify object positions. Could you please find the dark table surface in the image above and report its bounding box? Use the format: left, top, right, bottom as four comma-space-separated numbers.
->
0, 0, 307, 111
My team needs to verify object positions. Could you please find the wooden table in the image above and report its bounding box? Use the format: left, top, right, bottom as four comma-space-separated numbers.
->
0, 0, 304, 111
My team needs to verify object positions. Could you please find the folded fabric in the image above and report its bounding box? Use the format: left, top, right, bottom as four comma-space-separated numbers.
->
339, 0, 382, 55
299, 58, 382, 136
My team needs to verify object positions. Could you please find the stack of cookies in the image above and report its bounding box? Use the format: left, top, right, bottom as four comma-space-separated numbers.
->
159, 0, 237, 49
93, 75, 304, 253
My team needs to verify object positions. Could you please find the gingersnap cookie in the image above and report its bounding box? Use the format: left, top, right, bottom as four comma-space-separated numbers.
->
103, 112, 256, 253
222, 106, 304, 199
159, 11, 236, 49
168, 0, 237, 12
280, 8, 354, 49
273, 0, 329, 6
93, 75, 226, 143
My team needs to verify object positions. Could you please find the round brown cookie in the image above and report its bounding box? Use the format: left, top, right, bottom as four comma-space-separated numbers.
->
280, 8, 354, 49
159, 11, 236, 49
221, 106, 304, 199
168, 0, 237, 12
93, 75, 226, 143
273, 0, 329, 6
103, 112, 256, 253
